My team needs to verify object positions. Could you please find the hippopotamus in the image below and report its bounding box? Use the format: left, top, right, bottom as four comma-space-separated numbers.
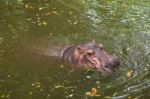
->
46, 42, 120, 73
42, 41, 120, 73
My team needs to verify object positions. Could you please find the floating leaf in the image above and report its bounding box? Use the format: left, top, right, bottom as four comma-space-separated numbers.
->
128, 96, 132, 99
32, 82, 41, 88
39, 7, 43, 11
73, 21, 79, 25
52, 11, 59, 15
69, 94, 73, 97
47, 95, 50, 97
60, 65, 64, 68
1, 94, 5, 98
6, 94, 10, 98
42, 21, 48, 26
38, 23, 42, 26
86, 75, 91, 79
113, 92, 118, 96
60, 11, 64, 13
91, 88, 97, 95
106, 84, 112, 88
40, 88, 43, 91
29, 91, 33, 95
85, 87, 101, 97
35, 82, 41, 88
25, 5, 34, 9
69, 11, 73, 15
104, 96, 112, 99
96, 81, 100, 84
45, 12, 52, 16
85, 92, 92, 96
67, 20, 71, 23
126, 70, 133, 78
25, 4, 29, 8
7, 75, 11, 77
54, 85, 64, 89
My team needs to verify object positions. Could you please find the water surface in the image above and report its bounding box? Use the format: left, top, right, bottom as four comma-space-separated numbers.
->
0, 0, 150, 99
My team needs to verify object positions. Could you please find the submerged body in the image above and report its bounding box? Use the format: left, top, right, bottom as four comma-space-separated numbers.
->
56, 42, 120, 73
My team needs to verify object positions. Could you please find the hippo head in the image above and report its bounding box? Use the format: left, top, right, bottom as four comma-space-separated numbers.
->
73, 42, 120, 73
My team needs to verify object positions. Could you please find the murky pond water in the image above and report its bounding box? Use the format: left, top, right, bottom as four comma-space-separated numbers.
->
0, 0, 150, 99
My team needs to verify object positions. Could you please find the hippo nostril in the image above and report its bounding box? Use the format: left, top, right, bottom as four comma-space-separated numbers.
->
104, 59, 120, 70
104, 64, 111, 69
105, 65, 108, 68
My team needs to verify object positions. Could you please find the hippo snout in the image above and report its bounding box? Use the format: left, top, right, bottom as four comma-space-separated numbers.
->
104, 56, 120, 71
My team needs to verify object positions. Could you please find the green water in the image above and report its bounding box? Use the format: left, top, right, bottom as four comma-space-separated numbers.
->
0, 0, 149, 99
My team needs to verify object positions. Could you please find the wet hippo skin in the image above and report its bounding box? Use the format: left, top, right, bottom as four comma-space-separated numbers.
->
57, 42, 120, 73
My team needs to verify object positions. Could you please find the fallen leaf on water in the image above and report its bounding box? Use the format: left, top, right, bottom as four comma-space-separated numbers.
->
85, 87, 101, 97
32, 82, 41, 88
73, 21, 79, 25
42, 21, 47, 26
25, 4, 34, 9
128, 96, 132, 99
126, 70, 133, 78
104, 96, 112, 99
91, 88, 97, 95
38, 23, 42, 26
39, 7, 43, 11
54, 85, 64, 89
6, 94, 10, 98
60, 65, 64, 68
7, 75, 11, 77
86, 75, 91, 79
113, 92, 118, 96
1, 94, 5, 98
52, 11, 59, 15
45, 12, 52, 16
69, 11, 73, 15
47, 95, 50, 97
29, 91, 33, 95
60, 11, 64, 13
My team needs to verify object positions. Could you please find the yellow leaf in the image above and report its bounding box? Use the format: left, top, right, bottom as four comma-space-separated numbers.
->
85, 87, 101, 97
85, 92, 93, 96
73, 21, 79, 25
91, 88, 97, 95
126, 70, 133, 78
43, 21, 47, 26
69, 11, 73, 15
128, 96, 132, 99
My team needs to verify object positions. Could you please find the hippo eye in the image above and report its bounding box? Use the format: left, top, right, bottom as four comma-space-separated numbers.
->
87, 51, 95, 56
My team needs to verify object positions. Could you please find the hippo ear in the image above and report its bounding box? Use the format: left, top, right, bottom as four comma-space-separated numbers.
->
77, 46, 84, 54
